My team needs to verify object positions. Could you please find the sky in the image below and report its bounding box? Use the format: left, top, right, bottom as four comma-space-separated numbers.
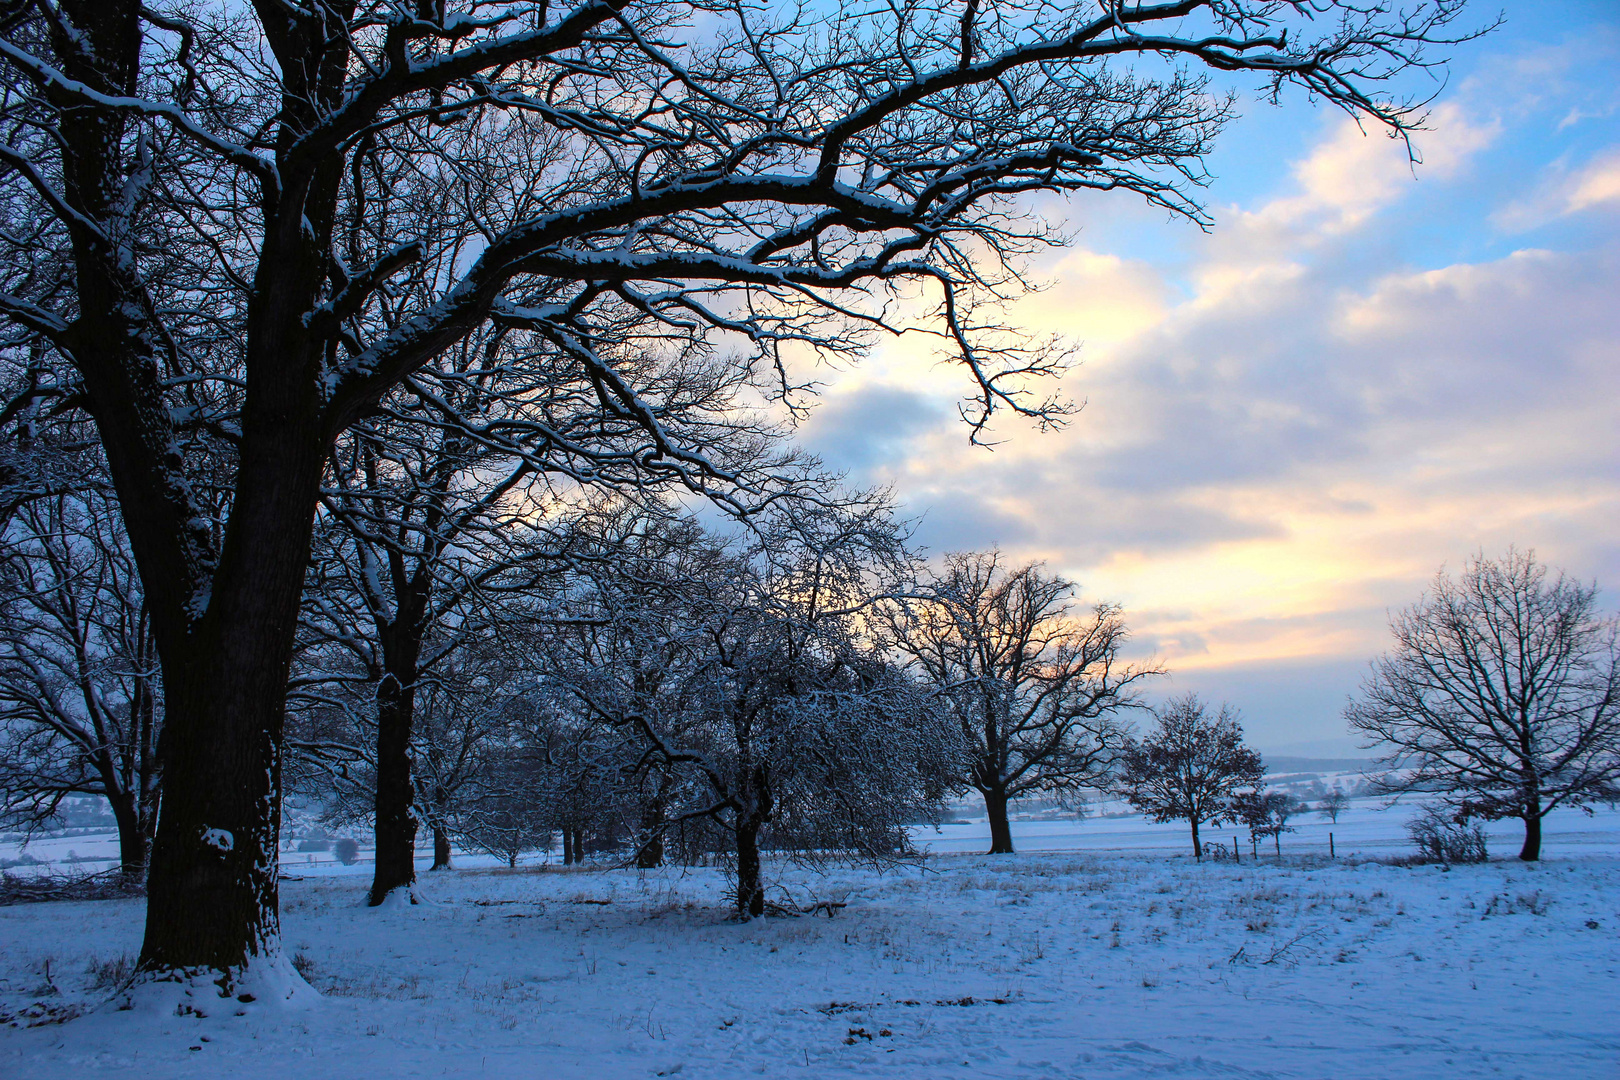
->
796, 0, 1620, 756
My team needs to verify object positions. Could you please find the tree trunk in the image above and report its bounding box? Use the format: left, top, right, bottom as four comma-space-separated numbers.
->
571, 827, 585, 865
636, 794, 666, 869
736, 818, 765, 918
108, 789, 149, 878
1519, 811, 1542, 862
430, 824, 452, 870
368, 613, 425, 906
139, 626, 299, 977
138, 262, 332, 976
1188, 817, 1202, 860
561, 828, 574, 866
983, 787, 1014, 854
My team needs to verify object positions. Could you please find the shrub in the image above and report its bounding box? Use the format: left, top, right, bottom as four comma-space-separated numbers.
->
333, 838, 361, 866
1407, 806, 1488, 864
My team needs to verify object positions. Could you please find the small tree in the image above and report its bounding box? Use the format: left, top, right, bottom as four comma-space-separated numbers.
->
1347, 549, 1620, 861
1234, 790, 1298, 858
1118, 695, 1265, 859
1318, 789, 1349, 823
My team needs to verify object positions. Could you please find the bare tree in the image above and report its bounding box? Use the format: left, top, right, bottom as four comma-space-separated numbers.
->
454, 746, 555, 869
1118, 694, 1264, 859
1233, 789, 1298, 858
298, 422, 576, 906
0, 484, 160, 874
515, 503, 730, 870
540, 497, 952, 915
0, 0, 1484, 982
1317, 788, 1349, 823
891, 552, 1157, 853
1347, 549, 1620, 861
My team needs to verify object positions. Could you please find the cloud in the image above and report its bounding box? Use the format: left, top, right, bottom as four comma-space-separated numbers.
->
1011, 249, 1170, 355
1214, 104, 1498, 252
1567, 147, 1620, 212
1145, 656, 1378, 752
798, 382, 945, 476
805, 75, 1619, 745
1495, 145, 1620, 229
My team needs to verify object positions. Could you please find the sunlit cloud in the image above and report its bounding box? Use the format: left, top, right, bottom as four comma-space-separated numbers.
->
799, 34, 1620, 749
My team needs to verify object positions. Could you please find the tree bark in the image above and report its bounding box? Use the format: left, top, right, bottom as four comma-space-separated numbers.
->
368, 605, 426, 906
108, 789, 150, 878
1189, 817, 1202, 860
1519, 811, 1542, 862
139, 607, 303, 975
430, 823, 452, 870
736, 817, 765, 918
138, 209, 337, 973
635, 794, 666, 869
983, 787, 1014, 854
570, 827, 585, 865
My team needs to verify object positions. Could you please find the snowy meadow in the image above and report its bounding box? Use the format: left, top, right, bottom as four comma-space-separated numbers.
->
3, 802, 1616, 1080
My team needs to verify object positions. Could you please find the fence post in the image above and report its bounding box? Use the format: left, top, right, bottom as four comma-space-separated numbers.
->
1330, 832, 1335, 859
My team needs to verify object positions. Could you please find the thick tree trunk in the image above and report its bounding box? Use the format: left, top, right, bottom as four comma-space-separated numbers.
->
138, 235, 333, 976
1189, 817, 1202, 860
368, 723, 418, 903
561, 828, 574, 866
139, 621, 300, 976
1519, 811, 1542, 862
49, 0, 352, 984
983, 787, 1014, 854
571, 827, 585, 865
430, 824, 452, 870
736, 818, 765, 918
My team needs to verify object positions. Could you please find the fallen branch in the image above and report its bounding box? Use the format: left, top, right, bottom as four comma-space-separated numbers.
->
0, 868, 145, 906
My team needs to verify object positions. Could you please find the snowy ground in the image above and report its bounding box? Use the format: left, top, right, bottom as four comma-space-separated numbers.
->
2, 804, 1617, 1079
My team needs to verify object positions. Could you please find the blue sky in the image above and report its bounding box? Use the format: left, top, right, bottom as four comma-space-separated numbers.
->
798, 0, 1620, 755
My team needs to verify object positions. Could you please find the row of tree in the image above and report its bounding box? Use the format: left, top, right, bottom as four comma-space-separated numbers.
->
0, 453, 1172, 914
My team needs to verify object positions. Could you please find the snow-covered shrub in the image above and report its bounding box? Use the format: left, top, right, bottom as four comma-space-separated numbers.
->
1406, 806, 1487, 864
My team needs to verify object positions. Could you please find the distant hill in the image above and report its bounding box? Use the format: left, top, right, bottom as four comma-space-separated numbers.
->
1264, 757, 1377, 776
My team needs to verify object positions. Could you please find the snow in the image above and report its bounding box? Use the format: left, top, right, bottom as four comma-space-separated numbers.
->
2, 805, 1616, 1079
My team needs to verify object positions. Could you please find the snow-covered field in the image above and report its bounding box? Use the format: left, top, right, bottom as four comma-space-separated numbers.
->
2, 804, 1617, 1079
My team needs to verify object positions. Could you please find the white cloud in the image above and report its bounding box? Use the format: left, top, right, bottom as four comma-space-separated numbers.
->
1567, 147, 1620, 212
1494, 144, 1620, 229
1218, 104, 1498, 251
